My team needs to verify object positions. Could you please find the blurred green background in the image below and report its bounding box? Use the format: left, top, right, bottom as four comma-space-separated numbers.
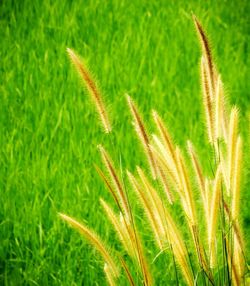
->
1, 0, 249, 285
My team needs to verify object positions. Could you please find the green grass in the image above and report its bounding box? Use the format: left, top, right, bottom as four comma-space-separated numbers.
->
0, 0, 249, 285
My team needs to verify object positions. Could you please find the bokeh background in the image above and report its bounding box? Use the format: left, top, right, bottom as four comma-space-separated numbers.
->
1, 0, 249, 285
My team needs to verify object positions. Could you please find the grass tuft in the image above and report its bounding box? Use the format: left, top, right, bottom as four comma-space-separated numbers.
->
58, 14, 249, 286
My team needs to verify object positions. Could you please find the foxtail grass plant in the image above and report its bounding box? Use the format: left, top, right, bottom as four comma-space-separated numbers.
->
59, 16, 248, 285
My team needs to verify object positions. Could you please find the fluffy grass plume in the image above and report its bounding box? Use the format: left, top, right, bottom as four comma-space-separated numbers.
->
201, 56, 215, 143
127, 95, 157, 179
59, 213, 119, 277
193, 15, 216, 96
104, 263, 117, 286
214, 75, 229, 142
127, 170, 164, 249
100, 199, 134, 256
67, 48, 112, 133
228, 107, 239, 192
60, 16, 248, 285
208, 165, 221, 268
231, 136, 242, 220
98, 146, 153, 286
98, 144, 130, 218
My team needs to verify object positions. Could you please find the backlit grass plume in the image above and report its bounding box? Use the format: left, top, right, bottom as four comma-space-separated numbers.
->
59, 213, 119, 278
60, 16, 248, 285
67, 48, 111, 133
127, 95, 157, 179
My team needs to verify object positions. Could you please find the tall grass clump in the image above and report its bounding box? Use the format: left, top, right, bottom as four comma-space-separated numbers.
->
59, 16, 248, 285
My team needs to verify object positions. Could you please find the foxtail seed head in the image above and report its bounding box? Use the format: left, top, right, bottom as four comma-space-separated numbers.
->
67, 48, 111, 133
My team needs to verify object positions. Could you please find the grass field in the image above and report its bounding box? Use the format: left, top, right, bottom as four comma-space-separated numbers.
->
1, 0, 249, 285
